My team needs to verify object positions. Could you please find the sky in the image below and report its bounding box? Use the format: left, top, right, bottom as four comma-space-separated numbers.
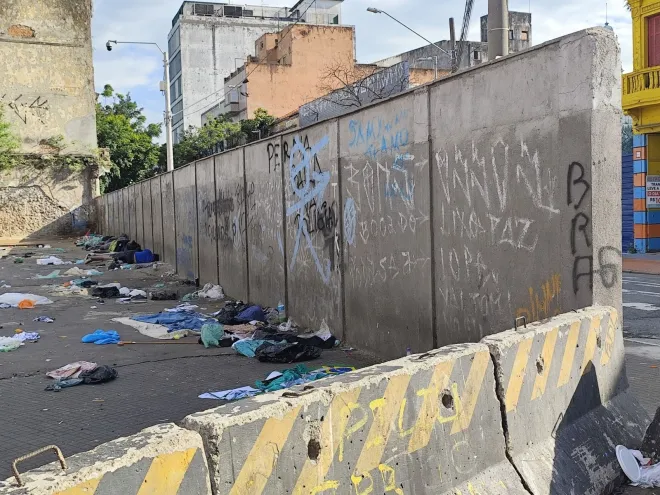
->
92, 0, 633, 137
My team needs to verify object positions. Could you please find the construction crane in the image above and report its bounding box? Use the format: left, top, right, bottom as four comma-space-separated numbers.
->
453, 0, 475, 72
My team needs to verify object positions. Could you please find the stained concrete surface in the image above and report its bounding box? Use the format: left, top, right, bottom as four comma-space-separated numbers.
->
0, 240, 372, 479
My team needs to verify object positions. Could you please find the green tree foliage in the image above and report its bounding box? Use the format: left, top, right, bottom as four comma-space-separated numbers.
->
96, 84, 161, 193
163, 108, 276, 169
623, 121, 633, 155
0, 105, 20, 171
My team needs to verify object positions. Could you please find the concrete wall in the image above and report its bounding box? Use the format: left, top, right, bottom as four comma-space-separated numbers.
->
0, 0, 99, 240
0, 0, 96, 153
96, 28, 622, 359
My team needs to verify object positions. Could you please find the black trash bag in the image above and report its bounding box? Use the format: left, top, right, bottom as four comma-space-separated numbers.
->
255, 342, 322, 363
79, 365, 118, 384
251, 329, 338, 349
150, 290, 178, 301
79, 280, 98, 288
91, 286, 120, 298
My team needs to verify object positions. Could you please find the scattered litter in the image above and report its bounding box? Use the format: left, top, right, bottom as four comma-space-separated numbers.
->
0, 337, 22, 352
197, 284, 225, 300
12, 332, 39, 342
35, 270, 61, 279
150, 290, 177, 301
153, 283, 166, 288
165, 303, 198, 313
45, 365, 118, 392
0, 284, 10, 288
129, 289, 147, 299
33, 316, 54, 323
200, 365, 354, 400
64, 267, 101, 277
132, 310, 208, 332
199, 386, 261, 401
17, 299, 36, 309
119, 287, 130, 296
233, 339, 277, 358
0, 293, 53, 307
201, 322, 224, 348
14, 328, 23, 334
90, 306, 97, 309
81, 329, 121, 345
47, 361, 97, 379
91, 285, 120, 298
617, 444, 660, 487
255, 342, 322, 363
112, 317, 189, 340
37, 256, 68, 266
13, 258, 24, 264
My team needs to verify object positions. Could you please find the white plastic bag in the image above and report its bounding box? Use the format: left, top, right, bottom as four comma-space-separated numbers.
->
0, 337, 21, 352
0, 293, 53, 307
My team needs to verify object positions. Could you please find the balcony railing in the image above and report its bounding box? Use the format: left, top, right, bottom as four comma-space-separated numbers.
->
623, 67, 660, 97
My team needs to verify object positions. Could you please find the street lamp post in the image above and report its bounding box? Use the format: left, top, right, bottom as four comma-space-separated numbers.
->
366, 8, 451, 59
106, 40, 174, 173
418, 56, 438, 80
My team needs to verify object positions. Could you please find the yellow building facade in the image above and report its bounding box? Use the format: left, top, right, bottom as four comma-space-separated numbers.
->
623, 0, 660, 251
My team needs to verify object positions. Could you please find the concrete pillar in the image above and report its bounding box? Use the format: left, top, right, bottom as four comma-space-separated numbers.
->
488, 0, 509, 59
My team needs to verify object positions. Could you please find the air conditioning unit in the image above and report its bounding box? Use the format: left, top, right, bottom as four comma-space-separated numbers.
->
193, 3, 214, 16
224, 5, 243, 17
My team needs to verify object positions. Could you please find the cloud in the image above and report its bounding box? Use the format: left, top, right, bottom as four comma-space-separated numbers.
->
92, 0, 634, 129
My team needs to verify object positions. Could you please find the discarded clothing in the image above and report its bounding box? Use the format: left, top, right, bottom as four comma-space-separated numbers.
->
46, 361, 97, 379
75, 280, 98, 288
112, 317, 189, 340
45, 378, 84, 392
0, 337, 22, 352
201, 322, 224, 348
232, 339, 278, 358
35, 270, 61, 279
213, 302, 250, 325
12, 332, 40, 342
255, 342, 322, 363
34, 316, 54, 323
0, 293, 53, 307
80, 365, 118, 384
199, 386, 261, 400
134, 249, 154, 264
37, 256, 67, 265
197, 283, 225, 300
81, 329, 120, 345
251, 329, 339, 350
150, 290, 177, 301
165, 303, 199, 313
236, 305, 266, 323
132, 311, 208, 332
91, 286, 120, 298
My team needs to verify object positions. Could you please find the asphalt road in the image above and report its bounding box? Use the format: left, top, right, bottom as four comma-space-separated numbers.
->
623, 273, 660, 416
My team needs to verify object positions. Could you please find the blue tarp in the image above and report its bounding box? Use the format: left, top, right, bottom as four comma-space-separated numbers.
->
132, 311, 209, 332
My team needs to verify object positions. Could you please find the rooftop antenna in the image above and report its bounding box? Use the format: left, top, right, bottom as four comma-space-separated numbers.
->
605, 1, 614, 30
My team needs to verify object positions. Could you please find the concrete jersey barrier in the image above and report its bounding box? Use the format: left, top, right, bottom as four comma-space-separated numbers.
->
182, 343, 528, 495
0, 423, 211, 495
482, 306, 649, 495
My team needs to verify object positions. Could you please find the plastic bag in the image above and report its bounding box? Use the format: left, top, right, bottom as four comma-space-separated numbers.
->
18, 299, 36, 309
0, 337, 21, 352
201, 322, 224, 348
0, 293, 53, 307
80, 365, 118, 384
255, 342, 322, 363
81, 329, 120, 345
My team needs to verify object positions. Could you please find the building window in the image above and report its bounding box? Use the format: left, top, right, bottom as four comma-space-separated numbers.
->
509, 30, 514, 40
521, 30, 529, 41
474, 50, 481, 60
172, 101, 183, 125
260, 41, 264, 49
649, 14, 660, 67
332, 15, 339, 24
170, 52, 182, 77
170, 78, 182, 102
168, 27, 180, 55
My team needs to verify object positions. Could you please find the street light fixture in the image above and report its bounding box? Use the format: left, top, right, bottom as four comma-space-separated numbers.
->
106, 40, 174, 173
418, 56, 438, 80
366, 8, 451, 58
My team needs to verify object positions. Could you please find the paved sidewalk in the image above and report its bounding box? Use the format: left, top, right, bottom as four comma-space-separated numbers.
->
0, 240, 373, 480
624, 254, 660, 275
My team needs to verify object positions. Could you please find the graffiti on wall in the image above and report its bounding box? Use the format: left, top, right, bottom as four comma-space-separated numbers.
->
0, 94, 49, 125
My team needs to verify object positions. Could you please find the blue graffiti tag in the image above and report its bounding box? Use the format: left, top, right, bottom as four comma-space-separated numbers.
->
348, 111, 410, 159
287, 135, 331, 283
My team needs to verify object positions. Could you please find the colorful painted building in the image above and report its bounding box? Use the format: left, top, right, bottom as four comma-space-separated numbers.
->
623, 0, 660, 251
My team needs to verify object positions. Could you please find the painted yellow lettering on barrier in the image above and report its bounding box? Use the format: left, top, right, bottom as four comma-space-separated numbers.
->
397, 397, 415, 438
137, 448, 197, 495
292, 389, 362, 495
407, 360, 454, 453
351, 472, 374, 495
451, 351, 490, 434
557, 321, 581, 388
230, 407, 301, 495
516, 274, 561, 322
580, 315, 602, 375
600, 310, 617, 366
378, 463, 405, 495
310, 480, 340, 494
531, 327, 559, 400
504, 339, 533, 412
355, 375, 411, 476
338, 402, 369, 462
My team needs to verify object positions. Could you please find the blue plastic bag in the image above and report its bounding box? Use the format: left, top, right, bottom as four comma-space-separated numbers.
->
81, 329, 120, 345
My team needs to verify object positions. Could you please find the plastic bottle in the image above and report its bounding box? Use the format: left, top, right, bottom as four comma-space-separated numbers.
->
277, 302, 286, 322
